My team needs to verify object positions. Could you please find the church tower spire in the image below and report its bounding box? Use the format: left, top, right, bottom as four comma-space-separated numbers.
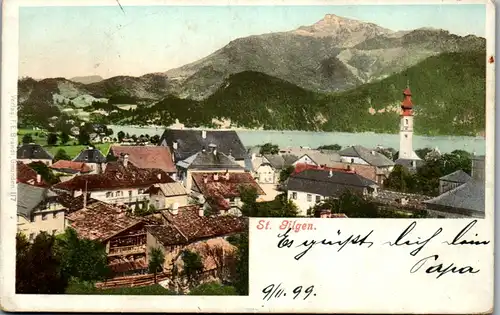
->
399, 85, 419, 160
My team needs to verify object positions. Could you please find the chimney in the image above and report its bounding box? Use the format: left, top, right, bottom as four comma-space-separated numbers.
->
213, 148, 217, 156
198, 208, 204, 217
157, 173, 162, 180
328, 170, 333, 177
123, 153, 129, 167
36, 174, 42, 183
83, 180, 88, 209
213, 173, 219, 181
171, 202, 179, 215
203, 175, 208, 184
225, 170, 230, 180
371, 150, 376, 155
202, 130, 207, 139
173, 141, 178, 150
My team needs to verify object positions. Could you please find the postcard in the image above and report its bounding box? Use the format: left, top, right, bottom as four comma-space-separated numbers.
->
0, 0, 495, 313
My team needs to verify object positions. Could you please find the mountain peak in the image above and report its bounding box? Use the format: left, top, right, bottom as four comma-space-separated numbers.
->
292, 14, 393, 46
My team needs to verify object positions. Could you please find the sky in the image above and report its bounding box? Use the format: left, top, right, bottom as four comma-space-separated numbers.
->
18, 4, 486, 79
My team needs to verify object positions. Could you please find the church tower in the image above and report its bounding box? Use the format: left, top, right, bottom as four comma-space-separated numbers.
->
398, 84, 420, 160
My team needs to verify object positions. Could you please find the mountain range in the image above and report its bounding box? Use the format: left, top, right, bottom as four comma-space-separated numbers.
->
17, 14, 486, 136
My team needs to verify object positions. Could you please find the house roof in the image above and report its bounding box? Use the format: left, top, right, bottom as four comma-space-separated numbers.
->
147, 205, 248, 246
53, 161, 174, 191
56, 192, 99, 213
339, 145, 394, 167
287, 169, 378, 197
176, 150, 244, 170
66, 201, 142, 241
51, 160, 92, 174
439, 170, 472, 183
17, 183, 58, 218
72, 147, 106, 163
160, 129, 247, 161
17, 144, 53, 160
192, 172, 265, 210
424, 179, 484, 214
297, 151, 341, 167
262, 154, 298, 169
16, 162, 48, 187
108, 146, 177, 173
144, 182, 187, 197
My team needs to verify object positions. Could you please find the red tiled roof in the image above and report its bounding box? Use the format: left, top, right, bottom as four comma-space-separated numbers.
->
53, 161, 174, 192
192, 172, 265, 210
66, 201, 142, 241
109, 146, 177, 173
51, 160, 92, 173
56, 192, 99, 213
16, 162, 48, 187
147, 205, 248, 246
293, 163, 355, 175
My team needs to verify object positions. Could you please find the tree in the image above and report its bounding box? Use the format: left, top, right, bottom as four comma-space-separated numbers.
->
315, 190, 379, 218
181, 250, 203, 283
259, 143, 279, 155
317, 144, 342, 151
415, 147, 433, 160
105, 127, 114, 137
278, 165, 295, 184
117, 131, 125, 142
28, 161, 59, 185
54, 149, 71, 162
233, 232, 249, 295
47, 133, 58, 146
55, 228, 110, 284
385, 165, 417, 193
60, 132, 70, 145
148, 247, 165, 284
22, 133, 33, 144
78, 130, 90, 145
16, 232, 69, 294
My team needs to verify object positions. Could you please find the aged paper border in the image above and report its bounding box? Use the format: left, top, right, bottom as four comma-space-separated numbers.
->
1, 0, 496, 312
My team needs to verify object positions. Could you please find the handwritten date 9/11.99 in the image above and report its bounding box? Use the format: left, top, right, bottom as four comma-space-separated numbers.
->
262, 283, 316, 301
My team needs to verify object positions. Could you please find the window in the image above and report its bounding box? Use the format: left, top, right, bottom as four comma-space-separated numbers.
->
139, 189, 144, 194
42, 214, 47, 221
291, 192, 297, 200
53, 212, 57, 219
405, 119, 408, 125
29, 233, 35, 241
129, 191, 133, 197
52, 229, 57, 235
351, 158, 354, 164
405, 134, 408, 138
106, 192, 112, 198
316, 195, 321, 203
307, 194, 312, 202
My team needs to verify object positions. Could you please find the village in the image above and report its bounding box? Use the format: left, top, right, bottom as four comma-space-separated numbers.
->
16, 87, 485, 294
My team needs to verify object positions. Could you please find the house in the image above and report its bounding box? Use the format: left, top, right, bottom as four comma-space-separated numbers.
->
439, 170, 471, 194
191, 172, 266, 216
314, 209, 348, 218
52, 159, 175, 211
176, 146, 246, 191
17, 162, 48, 187
17, 183, 68, 241
338, 145, 395, 184
50, 160, 92, 182
66, 201, 154, 277
251, 154, 298, 184
72, 146, 107, 173
424, 155, 485, 218
286, 168, 379, 216
145, 182, 189, 210
107, 145, 177, 179
159, 129, 247, 168
17, 143, 54, 166
146, 205, 248, 273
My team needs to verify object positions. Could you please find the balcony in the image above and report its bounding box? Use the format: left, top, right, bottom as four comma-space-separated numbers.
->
108, 244, 146, 256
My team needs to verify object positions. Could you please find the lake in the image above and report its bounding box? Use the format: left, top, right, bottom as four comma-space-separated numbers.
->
108, 125, 486, 155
